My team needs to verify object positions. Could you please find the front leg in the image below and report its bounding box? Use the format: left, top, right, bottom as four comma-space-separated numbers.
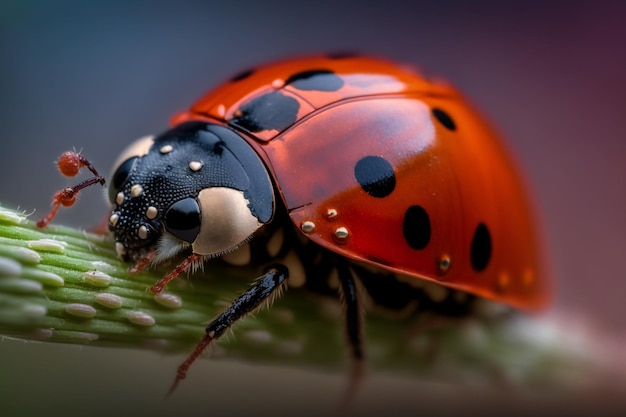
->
168, 264, 289, 394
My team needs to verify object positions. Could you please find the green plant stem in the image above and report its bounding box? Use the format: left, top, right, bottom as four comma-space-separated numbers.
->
0, 205, 618, 389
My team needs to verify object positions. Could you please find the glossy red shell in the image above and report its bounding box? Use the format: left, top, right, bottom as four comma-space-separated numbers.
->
172, 55, 549, 311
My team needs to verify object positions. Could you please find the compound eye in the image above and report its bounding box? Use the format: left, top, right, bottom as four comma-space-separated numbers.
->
164, 198, 201, 243
108, 157, 138, 204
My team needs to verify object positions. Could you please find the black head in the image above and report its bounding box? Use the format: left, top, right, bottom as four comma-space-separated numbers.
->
107, 122, 274, 262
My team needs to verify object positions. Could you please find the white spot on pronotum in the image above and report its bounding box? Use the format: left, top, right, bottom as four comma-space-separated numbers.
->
138, 225, 148, 240
94, 293, 123, 309
115, 242, 126, 257
27, 239, 67, 254
188, 161, 203, 171
154, 292, 182, 309
130, 184, 143, 198
127, 311, 156, 327
109, 213, 119, 227
83, 270, 112, 287
146, 206, 158, 219
116, 192, 125, 205
65, 303, 97, 319
22, 267, 64, 287
159, 144, 173, 154
326, 208, 338, 219
0, 256, 22, 277
243, 330, 273, 346
273, 340, 303, 357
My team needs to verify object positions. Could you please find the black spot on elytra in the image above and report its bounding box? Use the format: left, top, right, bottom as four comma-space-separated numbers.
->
286, 69, 344, 92
230, 68, 255, 82
432, 108, 456, 131
229, 91, 300, 133
470, 223, 492, 272
354, 156, 396, 198
402, 206, 431, 250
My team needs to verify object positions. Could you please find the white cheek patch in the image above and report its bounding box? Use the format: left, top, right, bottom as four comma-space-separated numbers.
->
192, 187, 263, 256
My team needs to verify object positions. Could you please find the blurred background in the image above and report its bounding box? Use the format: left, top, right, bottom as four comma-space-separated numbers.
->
1, 0, 625, 416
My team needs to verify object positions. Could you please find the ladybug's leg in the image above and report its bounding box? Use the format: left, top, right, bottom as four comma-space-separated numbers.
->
147, 253, 201, 294
336, 258, 366, 403
168, 264, 289, 395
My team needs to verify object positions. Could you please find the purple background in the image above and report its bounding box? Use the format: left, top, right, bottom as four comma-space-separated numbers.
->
1, 1, 625, 415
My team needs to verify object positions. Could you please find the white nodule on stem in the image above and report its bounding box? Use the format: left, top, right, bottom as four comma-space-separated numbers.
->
65, 303, 97, 319
94, 293, 123, 309
0, 278, 42, 293
13, 247, 41, 264
0, 209, 27, 225
83, 270, 112, 287
0, 256, 22, 277
21, 304, 47, 318
127, 311, 156, 327
27, 239, 68, 254
22, 267, 64, 287
154, 292, 182, 309
30, 328, 54, 340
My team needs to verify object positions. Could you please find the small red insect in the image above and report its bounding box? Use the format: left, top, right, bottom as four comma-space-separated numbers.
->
38, 54, 549, 393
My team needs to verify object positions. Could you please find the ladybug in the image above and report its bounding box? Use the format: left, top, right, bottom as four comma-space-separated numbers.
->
38, 54, 548, 392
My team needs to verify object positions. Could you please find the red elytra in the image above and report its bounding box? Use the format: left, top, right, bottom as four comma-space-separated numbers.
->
171, 55, 549, 311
